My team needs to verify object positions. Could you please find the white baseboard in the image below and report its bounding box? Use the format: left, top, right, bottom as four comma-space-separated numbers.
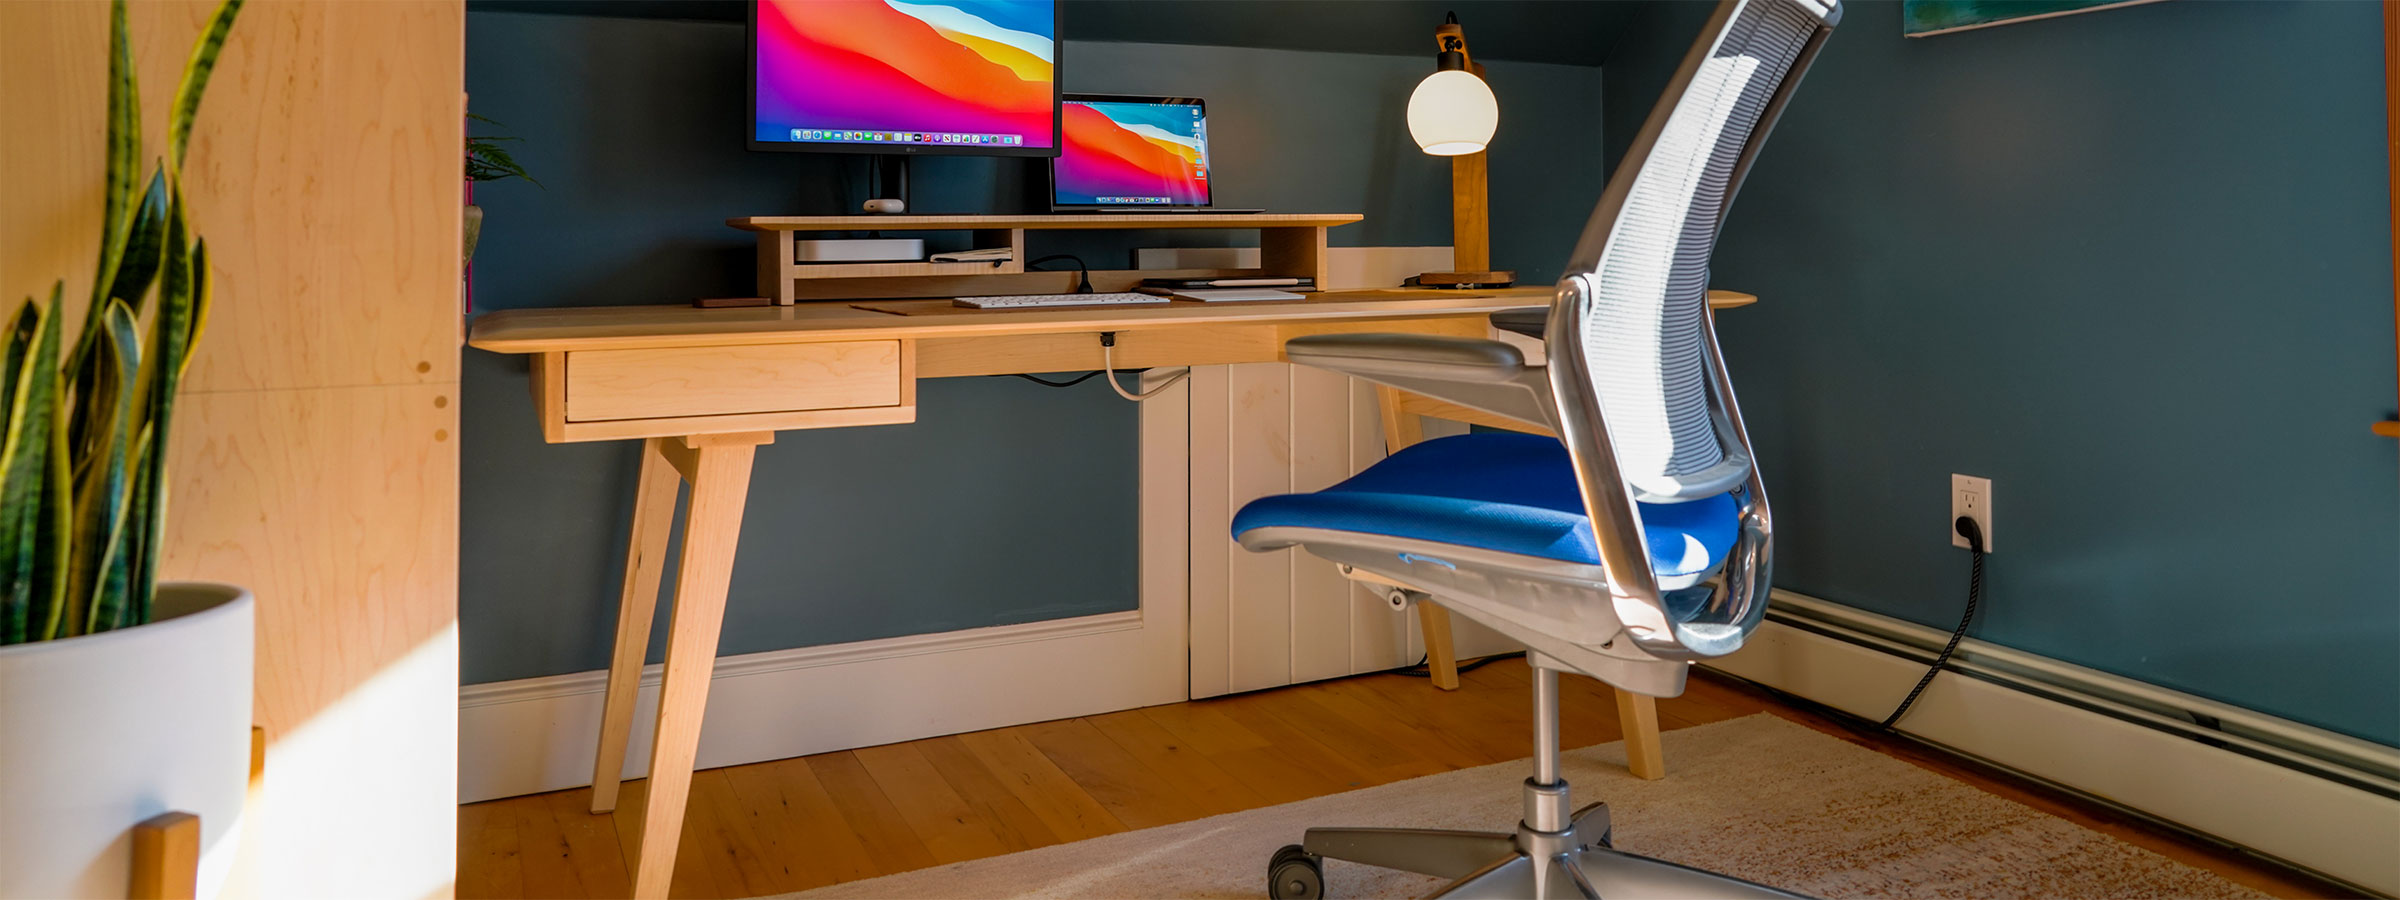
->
1710, 591, 2400, 896
457, 609, 1186, 804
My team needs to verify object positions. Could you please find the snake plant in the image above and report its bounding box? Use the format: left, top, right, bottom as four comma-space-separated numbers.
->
0, 0, 242, 646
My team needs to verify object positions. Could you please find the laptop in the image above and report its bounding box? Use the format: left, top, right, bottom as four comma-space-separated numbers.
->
1051, 94, 1263, 213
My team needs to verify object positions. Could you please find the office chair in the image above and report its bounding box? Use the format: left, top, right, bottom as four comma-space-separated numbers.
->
1230, 0, 1838, 896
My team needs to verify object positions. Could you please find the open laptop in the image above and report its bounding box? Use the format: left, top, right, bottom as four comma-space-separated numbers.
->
1051, 94, 1262, 213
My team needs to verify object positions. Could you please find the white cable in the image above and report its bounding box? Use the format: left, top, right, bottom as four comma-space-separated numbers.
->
1102, 342, 1189, 402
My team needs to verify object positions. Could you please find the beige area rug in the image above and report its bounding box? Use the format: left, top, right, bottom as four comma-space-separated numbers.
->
774, 714, 2269, 900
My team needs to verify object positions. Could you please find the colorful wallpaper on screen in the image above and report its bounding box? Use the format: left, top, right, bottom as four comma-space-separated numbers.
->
755, 0, 1055, 148
1055, 100, 1211, 206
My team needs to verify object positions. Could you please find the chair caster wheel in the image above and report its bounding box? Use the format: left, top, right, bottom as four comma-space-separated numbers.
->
1268, 843, 1324, 899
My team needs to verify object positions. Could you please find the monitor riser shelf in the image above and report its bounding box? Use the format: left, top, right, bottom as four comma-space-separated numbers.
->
731, 214, 1358, 305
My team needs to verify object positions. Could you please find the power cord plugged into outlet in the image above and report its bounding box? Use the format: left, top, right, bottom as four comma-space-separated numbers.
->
1878, 515, 1987, 730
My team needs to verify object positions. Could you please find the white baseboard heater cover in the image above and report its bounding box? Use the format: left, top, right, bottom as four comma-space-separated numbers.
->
1708, 591, 2400, 896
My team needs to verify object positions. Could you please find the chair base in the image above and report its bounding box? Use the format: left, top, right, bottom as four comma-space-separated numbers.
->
1274, 796, 1798, 899
1265, 660, 1804, 900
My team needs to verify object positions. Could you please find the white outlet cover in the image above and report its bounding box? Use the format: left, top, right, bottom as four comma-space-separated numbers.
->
1951, 473, 1993, 553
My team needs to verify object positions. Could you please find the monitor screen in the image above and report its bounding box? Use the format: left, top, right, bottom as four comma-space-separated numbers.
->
1053, 95, 1213, 208
750, 0, 1060, 156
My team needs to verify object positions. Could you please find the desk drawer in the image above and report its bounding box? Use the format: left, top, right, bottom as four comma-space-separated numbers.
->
565, 341, 903, 421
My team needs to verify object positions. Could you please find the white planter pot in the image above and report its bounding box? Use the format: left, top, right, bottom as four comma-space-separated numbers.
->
0, 583, 254, 900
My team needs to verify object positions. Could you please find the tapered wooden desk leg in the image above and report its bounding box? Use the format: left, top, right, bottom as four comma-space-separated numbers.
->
592, 437, 683, 814
629, 434, 764, 900
1615, 689, 1666, 780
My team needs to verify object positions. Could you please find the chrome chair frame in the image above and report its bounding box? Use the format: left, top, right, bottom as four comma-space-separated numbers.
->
1241, 0, 1840, 896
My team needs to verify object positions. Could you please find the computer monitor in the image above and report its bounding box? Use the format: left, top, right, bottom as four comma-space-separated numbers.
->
1051, 94, 1215, 209
749, 0, 1061, 157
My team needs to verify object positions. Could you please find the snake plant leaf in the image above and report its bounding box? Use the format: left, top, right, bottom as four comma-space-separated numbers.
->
104, 172, 170, 320
3, 290, 69, 643
161, 240, 196, 390
131, 200, 194, 436
89, 0, 142, 318
0, 297, 45, 646
65, 172, 170, 425
65, 300, 139, 637
77, 180, 183, 471
126, 233, 202, 622
183, 239, 212, 371
122, 424, 157, 625
169, 0, 244, 171
0, 299, 36, 602
92, 425, 154, 633
0, 301, 32, 452
35, 355, 71, 643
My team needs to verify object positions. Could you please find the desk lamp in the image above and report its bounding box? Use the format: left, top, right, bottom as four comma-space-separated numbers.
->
1407, 13, 1513, 288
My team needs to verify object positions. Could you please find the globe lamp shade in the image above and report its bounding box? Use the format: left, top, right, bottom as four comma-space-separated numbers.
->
1407, 68, 1497, 156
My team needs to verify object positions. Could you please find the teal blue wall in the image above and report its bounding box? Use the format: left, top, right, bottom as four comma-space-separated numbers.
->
460, 11, 1606, 685
1607, 0, 2399, 745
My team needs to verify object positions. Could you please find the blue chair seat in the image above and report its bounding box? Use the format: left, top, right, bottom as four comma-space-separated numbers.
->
1231, 433, 1740, 581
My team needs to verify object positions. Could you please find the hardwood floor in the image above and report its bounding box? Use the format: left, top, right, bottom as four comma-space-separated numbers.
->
458, 660, 2348, 899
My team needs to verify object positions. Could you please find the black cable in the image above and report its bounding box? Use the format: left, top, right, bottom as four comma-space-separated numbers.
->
1879, 516, 1986, 730
1028, 254, 1093, 293
992, 371, 1104, 388
1394, 650, 1524, 678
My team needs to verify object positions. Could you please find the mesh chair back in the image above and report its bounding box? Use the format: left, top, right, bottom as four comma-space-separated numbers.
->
1556, 0, 1833, 501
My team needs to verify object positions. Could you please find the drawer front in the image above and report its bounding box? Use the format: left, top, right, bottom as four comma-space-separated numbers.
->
565, 341, 903, 422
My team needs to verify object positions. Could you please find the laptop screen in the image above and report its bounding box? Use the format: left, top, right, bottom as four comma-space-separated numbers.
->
1054, 95, 1213, 208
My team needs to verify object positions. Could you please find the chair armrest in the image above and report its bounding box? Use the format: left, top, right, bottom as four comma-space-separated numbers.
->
1282, 334, 1554, 432
1489, 307, 1547, 339
1284, 334, 1528, 383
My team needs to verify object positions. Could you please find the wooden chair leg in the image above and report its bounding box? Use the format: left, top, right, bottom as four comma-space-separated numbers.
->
591, 437, 682, 814
630, 434, 764, 900
1375, 386, 1426, 449
1615, 688, 1666, 780
1376, 385, 1467, 690
1377, 384, 1668, 775
1415, 600, 1462, 691
130, 811, 200, 900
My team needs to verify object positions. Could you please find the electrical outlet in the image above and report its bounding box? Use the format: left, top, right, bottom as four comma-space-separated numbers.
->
1951, 474, 1993, 552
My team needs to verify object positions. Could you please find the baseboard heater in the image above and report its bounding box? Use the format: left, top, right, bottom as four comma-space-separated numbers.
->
1704, 590, 2400, 897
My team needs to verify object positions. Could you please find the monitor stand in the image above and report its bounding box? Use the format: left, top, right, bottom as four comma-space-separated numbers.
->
864, 154, 909, 214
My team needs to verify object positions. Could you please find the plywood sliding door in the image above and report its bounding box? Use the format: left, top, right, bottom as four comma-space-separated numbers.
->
1, 2, 464, 897
1188, 364, 1403, 697
1183, 363, 1518, 698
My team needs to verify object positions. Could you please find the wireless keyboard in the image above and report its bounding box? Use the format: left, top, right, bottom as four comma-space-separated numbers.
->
953, 292, 1171, 309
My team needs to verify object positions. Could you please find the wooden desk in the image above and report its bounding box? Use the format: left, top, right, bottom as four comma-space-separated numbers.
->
468, 288, 1550, 898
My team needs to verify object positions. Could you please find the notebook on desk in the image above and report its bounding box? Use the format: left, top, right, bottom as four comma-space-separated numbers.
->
1163, 288, 1307, 303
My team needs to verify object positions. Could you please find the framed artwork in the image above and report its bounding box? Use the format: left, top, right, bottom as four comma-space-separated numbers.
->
1902, 0, 2165, 37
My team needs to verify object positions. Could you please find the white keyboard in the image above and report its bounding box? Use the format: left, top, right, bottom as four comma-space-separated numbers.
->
953, 292, 1170, 309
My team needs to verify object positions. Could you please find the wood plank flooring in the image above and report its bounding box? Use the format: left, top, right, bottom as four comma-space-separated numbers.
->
459, 660, 2348, 899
